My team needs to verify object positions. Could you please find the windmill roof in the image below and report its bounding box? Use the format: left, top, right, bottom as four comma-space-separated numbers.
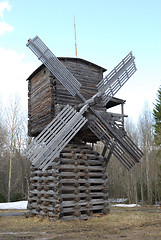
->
27, 57, 107, 81
106, 97, 126, 109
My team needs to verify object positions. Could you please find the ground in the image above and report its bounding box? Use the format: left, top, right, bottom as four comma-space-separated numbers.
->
0, 206, 161, 240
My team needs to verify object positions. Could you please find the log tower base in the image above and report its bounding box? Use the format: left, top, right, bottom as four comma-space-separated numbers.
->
27, 142, 109, 221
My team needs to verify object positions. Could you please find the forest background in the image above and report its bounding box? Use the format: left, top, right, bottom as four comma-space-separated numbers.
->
0, 0, 160, 206
0, 92, 160, 205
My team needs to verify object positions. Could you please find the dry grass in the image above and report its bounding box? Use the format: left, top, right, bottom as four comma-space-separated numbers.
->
0, 207, 161, 239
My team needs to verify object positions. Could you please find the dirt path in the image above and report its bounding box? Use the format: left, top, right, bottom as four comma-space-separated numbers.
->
0, 207, 160, 239
0, 208, 160, 217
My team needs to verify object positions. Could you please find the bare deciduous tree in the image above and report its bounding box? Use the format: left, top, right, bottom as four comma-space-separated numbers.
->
5, 96, 29, 201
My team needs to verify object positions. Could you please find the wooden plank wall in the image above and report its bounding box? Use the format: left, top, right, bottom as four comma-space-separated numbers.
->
27, 143, 109, 220
28, 58, 105, 138
55, 59, 103, 107
28, 69, 55, 136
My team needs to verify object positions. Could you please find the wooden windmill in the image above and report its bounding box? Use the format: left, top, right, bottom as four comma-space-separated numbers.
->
24, 36, 143, 220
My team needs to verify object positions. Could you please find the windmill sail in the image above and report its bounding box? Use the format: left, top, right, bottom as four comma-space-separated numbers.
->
97, 52, 136, 106
88, 109, 143, 170
27, 36, 82, 98
24, 105, 88, 171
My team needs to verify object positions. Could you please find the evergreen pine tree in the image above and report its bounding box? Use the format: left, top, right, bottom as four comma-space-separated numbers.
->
153, 86, 161, 145
153, 86, 161, 201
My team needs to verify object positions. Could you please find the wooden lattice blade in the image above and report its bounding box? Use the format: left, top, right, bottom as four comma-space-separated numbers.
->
88, 110, 143, 170
24, 105, 88, 171
27, 36, 82, 97
97, 52, 136, 106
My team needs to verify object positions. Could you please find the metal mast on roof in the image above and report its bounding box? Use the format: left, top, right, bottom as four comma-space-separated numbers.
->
74, 16, 77, 58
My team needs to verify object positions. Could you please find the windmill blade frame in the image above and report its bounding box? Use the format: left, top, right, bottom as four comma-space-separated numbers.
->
24, 105, 88, 171
97, 52, 137, 106
27, 36, 85, 101
88, 118, 137, 170
88, 108, 143, 169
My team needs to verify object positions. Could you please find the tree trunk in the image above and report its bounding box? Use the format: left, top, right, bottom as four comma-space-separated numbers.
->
8, 131, 13, 202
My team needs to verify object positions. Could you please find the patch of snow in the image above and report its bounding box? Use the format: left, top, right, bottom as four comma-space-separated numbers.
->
0, 201, 28, 209
109, 198, 128, 203
111, 204, 141, 208
0, 201, 141, 210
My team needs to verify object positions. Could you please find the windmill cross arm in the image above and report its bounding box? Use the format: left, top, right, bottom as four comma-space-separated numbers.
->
76, 94, 101, 110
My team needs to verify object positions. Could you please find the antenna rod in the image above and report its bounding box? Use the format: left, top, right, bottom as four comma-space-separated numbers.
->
74, 16, 77, 58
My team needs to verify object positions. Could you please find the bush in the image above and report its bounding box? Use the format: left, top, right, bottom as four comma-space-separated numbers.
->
0, 192, 7, 202
11, 192, 23, 202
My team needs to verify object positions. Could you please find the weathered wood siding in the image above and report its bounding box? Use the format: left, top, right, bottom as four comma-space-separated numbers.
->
28, 58, 106, 137
55, 58, 104, 107
28, 67, 55, 136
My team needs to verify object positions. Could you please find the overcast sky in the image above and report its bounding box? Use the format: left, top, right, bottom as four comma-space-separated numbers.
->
0, 0, 160, 122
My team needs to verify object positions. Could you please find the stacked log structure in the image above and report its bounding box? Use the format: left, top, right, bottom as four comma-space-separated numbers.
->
27, 57, 106, 138
27, 142, 109, 220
